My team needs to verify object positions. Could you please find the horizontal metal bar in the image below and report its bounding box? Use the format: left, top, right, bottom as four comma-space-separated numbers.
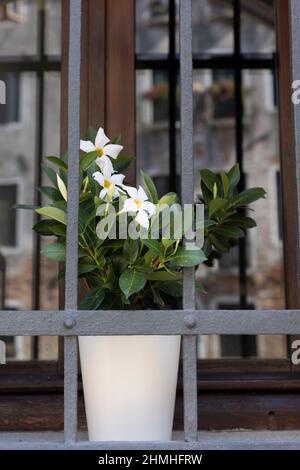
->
0, 438, 300, 451
0, 56, 61, 72
135, 53, 275, 70
0, 310, 300, 335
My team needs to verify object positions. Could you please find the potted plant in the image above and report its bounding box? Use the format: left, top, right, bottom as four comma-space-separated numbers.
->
19, 126, 265, 441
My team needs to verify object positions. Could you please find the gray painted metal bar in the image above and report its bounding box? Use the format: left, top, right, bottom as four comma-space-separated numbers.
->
64, 0, 82, 444
1, 309, 300, 335
1, 434, 300, 450
290, 0, 300, 289
179, 0, 198, 442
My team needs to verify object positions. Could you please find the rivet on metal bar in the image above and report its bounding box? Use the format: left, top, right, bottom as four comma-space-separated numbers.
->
179, 0, 198, 442
184, 315, 197, 329
64, 0, 82, 445
64, 317, 77, 329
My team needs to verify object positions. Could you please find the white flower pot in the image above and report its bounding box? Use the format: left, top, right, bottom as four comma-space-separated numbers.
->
78, 335, 181, 441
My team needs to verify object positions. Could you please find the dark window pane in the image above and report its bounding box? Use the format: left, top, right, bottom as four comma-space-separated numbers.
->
0, 73, 20, 124
0, 184, 17, 247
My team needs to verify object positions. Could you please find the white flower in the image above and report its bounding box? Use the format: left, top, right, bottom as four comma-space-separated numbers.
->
93, 167, 125, 201
122, 185, 156, 229
80, 127, 123, 174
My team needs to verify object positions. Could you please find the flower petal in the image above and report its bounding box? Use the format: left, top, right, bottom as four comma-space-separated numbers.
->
135, 209, 149, 229
122, 185, 138, 199
80, 140, 95, 153
93, 171, 104, 187
96, 155, 114, 174
137, 185, 148, 202
111, 173, 125, 185
99, 188, 108, 200
104, 144, 123, 160
142, 200, 156, 216
123, 198, 138, 213
95, 127, 110, 148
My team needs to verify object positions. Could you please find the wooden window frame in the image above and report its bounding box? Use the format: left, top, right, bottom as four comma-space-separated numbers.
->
1, 0, 300, 432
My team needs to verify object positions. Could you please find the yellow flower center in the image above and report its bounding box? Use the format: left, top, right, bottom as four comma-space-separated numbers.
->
134, 198, 142, 209
97, 147, 105, 157
104, 179, 111, 189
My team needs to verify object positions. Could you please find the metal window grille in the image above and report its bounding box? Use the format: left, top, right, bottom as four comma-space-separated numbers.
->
0, 0, 300, 450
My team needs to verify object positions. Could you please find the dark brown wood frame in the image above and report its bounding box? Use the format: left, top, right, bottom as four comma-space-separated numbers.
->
0, 0, 300, 432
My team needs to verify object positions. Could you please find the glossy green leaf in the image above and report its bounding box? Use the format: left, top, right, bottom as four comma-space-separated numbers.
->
147, 271, 182, 281
123, 238, 139, 264
143, 239, 164, 257
42, 242, 66, 261
39, 186, 62, 201
113, 156, 135, 173
42, 164, 57, 186
209, 197, 227, 218
171, 246, 207, 267
140, 169, 159, 203
45, 156, 68, 171
199, 169, 217, 191
119, 269, 147, 299
214, 223, 244, 239
229, 187, 266, 208
80, 150, 98, 172
228, 163, 240, 191
79, 287, 105, 310
36, 206, 67, 225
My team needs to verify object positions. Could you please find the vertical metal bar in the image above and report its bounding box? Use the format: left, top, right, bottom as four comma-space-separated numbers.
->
179, 0, 198, 441
32, 0, 46, 359
168, 0, 177, 192
290, 0, 300, 336
64, 0, 82, 444
233, 0, 248, 310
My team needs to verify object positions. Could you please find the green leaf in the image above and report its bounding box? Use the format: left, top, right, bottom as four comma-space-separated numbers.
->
140, 169, 159, 203
199, 169, 217, 191
220, 171, 230, 197
78, 263, 97, 276
159, 280, 182, 297
171, 246, 207, 267
42, 164, 57, 186
119, 269, 147, 299
45, 156, 68, 171
113, 156, 135, 173
209, 197, 227, 218
214, 223, 245, 239
79, 287, 105, 310
159, 192, 178, 207
228, 163, 240, 191
33, 219, 59, 236
210, 233, 229, 253
229, 187, 266, 208
123, 238, 139, 265
147, 271, 182, 281
49, 223, 66, 237
143, 239, 164, 257
87, 162, 99, 197
39, 186, 62, 201
42, 242, 66, 261
80, 150, 98, 172
56, 174, 68, 201
36, 206, 67, 225
226, 214, 257, 229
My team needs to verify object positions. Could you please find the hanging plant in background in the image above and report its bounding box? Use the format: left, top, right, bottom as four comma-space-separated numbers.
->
17, 126, 266, 310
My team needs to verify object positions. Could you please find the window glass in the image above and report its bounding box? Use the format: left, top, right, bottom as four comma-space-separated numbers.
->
241, 0, 275, 54
0, 0, 38, 56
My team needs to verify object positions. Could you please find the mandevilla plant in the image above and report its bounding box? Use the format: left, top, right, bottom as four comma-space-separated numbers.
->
18, 127, 266, 310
